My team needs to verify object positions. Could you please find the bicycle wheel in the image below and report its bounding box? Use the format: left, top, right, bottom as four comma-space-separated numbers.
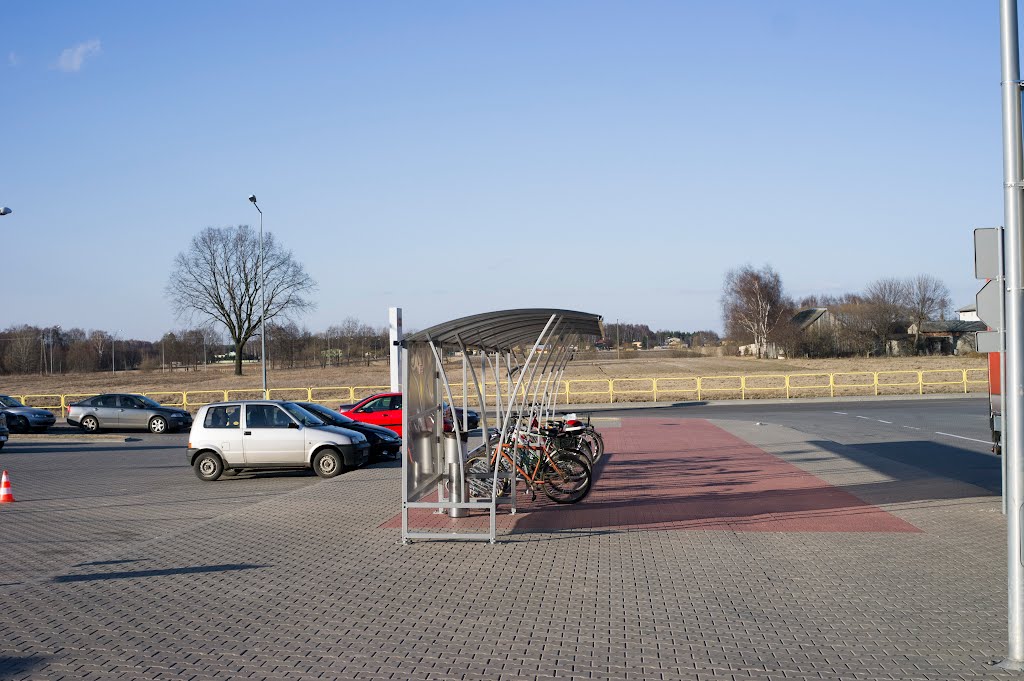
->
580, 430, 604, 464
550, 433, 592, 464
465, 455, 511, 498
541, 449, 592, 504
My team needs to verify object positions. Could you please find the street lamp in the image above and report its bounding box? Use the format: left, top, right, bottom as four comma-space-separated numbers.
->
112, 329, 121, 374
0, 207, 12, 216
248, 194, 268, 397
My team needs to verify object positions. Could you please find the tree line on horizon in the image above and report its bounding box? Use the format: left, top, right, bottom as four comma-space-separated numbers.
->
0, 221, 961, 377
0, 320, 393, 377
721, 264, 958, 358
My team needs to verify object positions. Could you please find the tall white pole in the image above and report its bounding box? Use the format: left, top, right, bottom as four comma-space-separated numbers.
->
259, 208, 267, 397
249, 196, 268, 398
1000, 0, 1024, 668
390, 307, 403, 392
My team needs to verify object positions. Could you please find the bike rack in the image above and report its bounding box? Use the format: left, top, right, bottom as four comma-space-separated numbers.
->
400, 309, 603, 544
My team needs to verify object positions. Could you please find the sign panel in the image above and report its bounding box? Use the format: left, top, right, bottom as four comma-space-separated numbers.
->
978, 329, 1002, 354
975, 227, 1004, 280
978, 279, 1002, 329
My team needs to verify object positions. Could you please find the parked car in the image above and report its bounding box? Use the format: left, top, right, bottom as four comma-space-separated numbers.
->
0, 412, 8, 450
292, 401, 401, 461
339, 392, 480, 437
339, 392, 404, 436
67, 393, 193, 434
0, 395, 56, 433
443, 402, 481, 431
187, 400, 369, 481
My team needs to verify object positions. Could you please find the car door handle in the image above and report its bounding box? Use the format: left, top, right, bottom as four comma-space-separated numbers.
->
244, 431, 252, 435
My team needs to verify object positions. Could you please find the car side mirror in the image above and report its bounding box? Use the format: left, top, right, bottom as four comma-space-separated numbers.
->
288, 422, 300, 429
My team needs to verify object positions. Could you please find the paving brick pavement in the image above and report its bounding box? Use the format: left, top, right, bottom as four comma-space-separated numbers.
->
0, 417, 1017, 680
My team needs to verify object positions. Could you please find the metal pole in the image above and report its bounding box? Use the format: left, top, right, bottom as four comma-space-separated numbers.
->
390, 307, 403, 392
259, 209, 267, 397
249, 196, 268, 397
1000, 0, 1024, 667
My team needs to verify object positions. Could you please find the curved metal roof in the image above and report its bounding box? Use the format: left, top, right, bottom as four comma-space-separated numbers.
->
404, 308, 603, 351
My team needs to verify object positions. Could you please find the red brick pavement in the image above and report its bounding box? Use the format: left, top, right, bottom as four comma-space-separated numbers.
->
384, 418, 920, 534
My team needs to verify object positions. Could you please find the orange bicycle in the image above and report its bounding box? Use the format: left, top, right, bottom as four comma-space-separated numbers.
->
464, 423, 592, 504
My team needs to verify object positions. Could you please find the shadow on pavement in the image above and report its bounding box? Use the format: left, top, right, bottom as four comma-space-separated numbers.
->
0, 656, 51, 677
53, 563, 268, 583
809, 439, 1001, 496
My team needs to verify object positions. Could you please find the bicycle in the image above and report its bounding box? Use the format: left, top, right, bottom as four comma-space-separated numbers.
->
465, 422, 592, 504
540, 414, 604, 465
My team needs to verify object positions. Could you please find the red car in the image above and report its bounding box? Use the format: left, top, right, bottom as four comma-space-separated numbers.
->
339, 392, 480, 438
340, 392, 403, 436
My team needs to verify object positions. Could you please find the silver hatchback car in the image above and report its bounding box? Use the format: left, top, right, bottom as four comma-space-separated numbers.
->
67, 393, 193, 434
187, 400, 369, 480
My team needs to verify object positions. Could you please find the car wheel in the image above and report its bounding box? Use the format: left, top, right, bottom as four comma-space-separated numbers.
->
11, 416, 29, 433
80, 415, 99, 433
193, 452, 224, 481
313, 449, 343, 478
0, 442, 5, 450
148, 416, 168, 434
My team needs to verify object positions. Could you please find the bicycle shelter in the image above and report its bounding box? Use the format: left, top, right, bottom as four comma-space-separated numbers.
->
400, 308, 603, 543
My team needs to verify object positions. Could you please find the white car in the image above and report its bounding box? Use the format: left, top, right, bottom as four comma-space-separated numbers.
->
187, 400, 369, 481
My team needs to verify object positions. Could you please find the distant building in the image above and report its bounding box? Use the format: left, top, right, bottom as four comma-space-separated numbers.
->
957, 304, 980, 323
907, 319, 986, 355
790, 307, 839, 334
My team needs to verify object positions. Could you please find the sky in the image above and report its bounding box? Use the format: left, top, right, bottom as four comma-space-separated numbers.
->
0, 1, 1005, 341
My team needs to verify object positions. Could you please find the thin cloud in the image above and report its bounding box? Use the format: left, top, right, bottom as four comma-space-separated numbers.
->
56, 39, 101, 72
8, 52, 20, 66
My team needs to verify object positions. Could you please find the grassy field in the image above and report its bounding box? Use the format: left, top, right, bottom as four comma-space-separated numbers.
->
0, 352, 989, 406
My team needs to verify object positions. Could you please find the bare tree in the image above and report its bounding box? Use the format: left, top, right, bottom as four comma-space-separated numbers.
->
166, 225, 317, 376
0, 326, 40, 374
906, 274, 951, 352
861, 277, 910, 354
721, 265, 793, 358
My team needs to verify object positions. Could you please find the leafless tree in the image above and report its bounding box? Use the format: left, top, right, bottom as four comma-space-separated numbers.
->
89, 330, 110, 369
861, 277, 910, 354
721, 265, 793, 358
166, 225, 317, 376
0, 326, 40, 374
906, 274, 951, 351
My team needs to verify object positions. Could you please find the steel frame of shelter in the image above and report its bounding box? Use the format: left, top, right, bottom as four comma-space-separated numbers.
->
400, 309, 603, 543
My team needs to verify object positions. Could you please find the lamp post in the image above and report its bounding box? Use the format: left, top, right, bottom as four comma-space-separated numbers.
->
248, 195, 268, 397
0, 207, 11, 216
112, 329, 121, 374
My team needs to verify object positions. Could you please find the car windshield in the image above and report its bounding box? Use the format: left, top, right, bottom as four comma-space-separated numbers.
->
299, 403, 352, 424
136, 396, 164, 409
0, 396, 24, 408
282, 402, 326, 427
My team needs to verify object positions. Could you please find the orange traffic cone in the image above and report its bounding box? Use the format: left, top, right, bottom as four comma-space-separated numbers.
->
0, 471, 14, 503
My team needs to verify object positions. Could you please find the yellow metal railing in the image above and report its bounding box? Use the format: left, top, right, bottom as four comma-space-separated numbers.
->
9, 367, 991, 415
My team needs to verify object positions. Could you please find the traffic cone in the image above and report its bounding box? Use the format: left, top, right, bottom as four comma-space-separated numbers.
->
0, 471, 14, 503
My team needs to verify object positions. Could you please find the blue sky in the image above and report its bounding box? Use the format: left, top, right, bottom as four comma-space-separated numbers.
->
1, 1, 1002, 340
